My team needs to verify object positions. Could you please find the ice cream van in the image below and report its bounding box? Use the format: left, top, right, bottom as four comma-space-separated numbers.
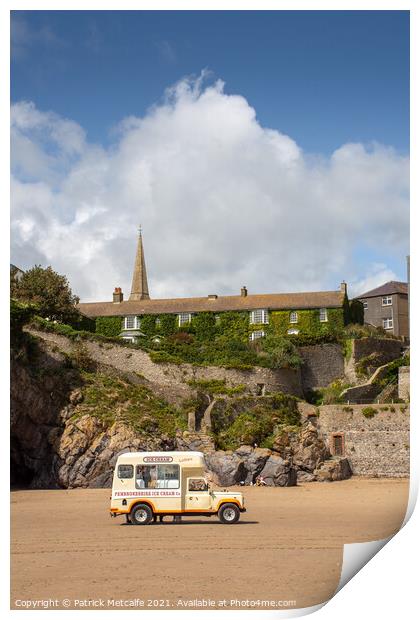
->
110, 451, 246, 524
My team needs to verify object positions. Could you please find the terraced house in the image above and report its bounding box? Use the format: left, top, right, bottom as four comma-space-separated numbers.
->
78, 231, 353, 343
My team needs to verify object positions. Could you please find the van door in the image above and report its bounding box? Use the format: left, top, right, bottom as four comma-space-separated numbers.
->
185, 477, 212, 511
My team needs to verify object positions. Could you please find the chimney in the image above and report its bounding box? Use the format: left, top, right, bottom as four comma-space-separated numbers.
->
340, 281, 347, 295
208, 294, 218, 300
241, 286, 248, 297
113, 287, 123, 303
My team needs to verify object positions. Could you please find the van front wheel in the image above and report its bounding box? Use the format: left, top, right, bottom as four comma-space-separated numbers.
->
130, 503, 153, 525
218, 503, 240, 524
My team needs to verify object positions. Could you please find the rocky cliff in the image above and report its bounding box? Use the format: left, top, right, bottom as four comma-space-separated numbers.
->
11, 333, 351, 489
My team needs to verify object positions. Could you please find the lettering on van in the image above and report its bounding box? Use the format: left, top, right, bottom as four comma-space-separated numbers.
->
114, 491, 181, 497
143, 456, 174, 463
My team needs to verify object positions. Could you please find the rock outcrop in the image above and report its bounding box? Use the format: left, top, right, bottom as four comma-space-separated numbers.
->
314, 457, 352, 482
11, 335, 351, 489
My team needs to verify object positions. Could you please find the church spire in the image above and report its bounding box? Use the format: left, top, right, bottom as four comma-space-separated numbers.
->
129, 226, 150, 301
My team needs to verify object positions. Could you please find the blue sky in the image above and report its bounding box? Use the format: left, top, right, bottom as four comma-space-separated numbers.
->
10, 10, 410, 300
11, 10, 409, 155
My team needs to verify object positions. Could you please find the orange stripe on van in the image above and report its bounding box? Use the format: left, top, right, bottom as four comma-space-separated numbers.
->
111, 497, 242, 516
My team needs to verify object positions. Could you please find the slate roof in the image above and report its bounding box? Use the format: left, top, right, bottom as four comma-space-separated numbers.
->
356, 281, 408, 300
78, 289, 345, 318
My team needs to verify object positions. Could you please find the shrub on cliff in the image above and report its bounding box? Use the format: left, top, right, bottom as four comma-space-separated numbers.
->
10, 299, 38, 343
214, 393, 301, 450
74, 372, 188, 436
11, 265, 80, 323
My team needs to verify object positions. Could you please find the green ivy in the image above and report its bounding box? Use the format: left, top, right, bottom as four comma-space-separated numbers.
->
266, 308, 344, 339
95, 316, 123, 338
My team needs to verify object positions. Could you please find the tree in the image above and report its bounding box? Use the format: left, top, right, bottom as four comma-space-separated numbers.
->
11, 265, 80, 323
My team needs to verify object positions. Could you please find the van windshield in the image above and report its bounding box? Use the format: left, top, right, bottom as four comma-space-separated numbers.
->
135, 464, 180, 489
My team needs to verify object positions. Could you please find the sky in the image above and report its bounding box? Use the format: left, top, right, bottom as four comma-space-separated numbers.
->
10, 10, 410, 302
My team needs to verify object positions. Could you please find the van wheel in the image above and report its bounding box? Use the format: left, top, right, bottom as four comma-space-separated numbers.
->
130, 503, 153, 525
218, 503, 240, 524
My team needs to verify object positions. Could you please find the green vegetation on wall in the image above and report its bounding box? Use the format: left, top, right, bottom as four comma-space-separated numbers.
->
74, 372, 188, 436
211, 393, 301, 450
266, 308, 344, 339
95, 316, 123, 338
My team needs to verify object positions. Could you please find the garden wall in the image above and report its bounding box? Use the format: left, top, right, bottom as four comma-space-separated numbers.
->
298, 343, 344, 389
28, 329, 303, 403
299, 403, 409, 477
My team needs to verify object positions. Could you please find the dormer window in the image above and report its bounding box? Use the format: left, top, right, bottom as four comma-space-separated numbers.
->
290, 311, 298, 324
249, 330, 265, 341
124, 316, 140, 330
250, 309, 269, 325
178, 312, 192, 327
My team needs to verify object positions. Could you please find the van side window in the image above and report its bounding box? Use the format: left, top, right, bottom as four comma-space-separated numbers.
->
189, 478, 208, 492
118, 464, 134, 479
135, 464, 180, 489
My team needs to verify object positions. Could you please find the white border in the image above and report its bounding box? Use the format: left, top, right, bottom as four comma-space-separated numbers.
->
3, 2, 417, 619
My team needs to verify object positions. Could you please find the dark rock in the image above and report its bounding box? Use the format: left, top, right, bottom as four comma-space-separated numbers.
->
314, 458, 352, 482
259, 455, 297, 487
234, 446, 271, 484
204, 451, 247, 486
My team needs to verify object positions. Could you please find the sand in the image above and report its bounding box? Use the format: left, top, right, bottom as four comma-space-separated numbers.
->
10, 477, 409, 610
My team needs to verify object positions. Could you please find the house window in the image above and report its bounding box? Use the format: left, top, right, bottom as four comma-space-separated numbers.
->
363, 301, 368, 310
250, 309, 269, 325
287, 328, 299, 335
249, 330, 265, 341
383, 318, 393, 330
382, 296, 392, 306
178, 312, 192, 327
155, 317, 161, 326
215, 314, 221, 324
121, 336, 136, 343
319, 308, 328, 322
123, 316, 140, 330
331, 434, 344, 456
290, 311, 298, 324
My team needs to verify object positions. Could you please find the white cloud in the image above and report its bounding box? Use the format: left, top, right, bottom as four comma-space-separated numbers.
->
11, 14, 66, 61
348, 264, 400, 298
10, 76, 409, 303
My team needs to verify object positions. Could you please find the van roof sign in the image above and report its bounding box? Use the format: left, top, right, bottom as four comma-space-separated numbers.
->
116, 451, 206, 468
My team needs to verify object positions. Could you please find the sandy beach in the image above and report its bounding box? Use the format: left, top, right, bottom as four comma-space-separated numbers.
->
11, 477, 409, 610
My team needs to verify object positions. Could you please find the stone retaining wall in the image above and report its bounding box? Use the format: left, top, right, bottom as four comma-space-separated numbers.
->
298, 343, 344, 389
28, 329, 303, 402
398, 366, 410, 402
299, 403, 409, 477
353, 337, 403, 364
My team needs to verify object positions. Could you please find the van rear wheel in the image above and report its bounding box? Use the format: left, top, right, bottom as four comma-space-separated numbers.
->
218, 503, 240, 524
130, 503, 153, 525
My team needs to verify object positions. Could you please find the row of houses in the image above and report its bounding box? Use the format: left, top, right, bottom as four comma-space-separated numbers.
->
11, 231, 409, 340
77, 232, 408, 341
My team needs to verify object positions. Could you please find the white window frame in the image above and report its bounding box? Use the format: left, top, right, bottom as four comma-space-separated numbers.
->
123, 316, 140, 330
383, 318, 393, 330
249, 330, 265, 341
155, 317, 161, 326
289, 311, 298, 324
363, 301, 368, 310
121, 336, 136, 343
319, 308, 328, 322
287, 328, 300, 335
382, 296, 392, 306
178, 312, 192, 327
249, 309, 269, 325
